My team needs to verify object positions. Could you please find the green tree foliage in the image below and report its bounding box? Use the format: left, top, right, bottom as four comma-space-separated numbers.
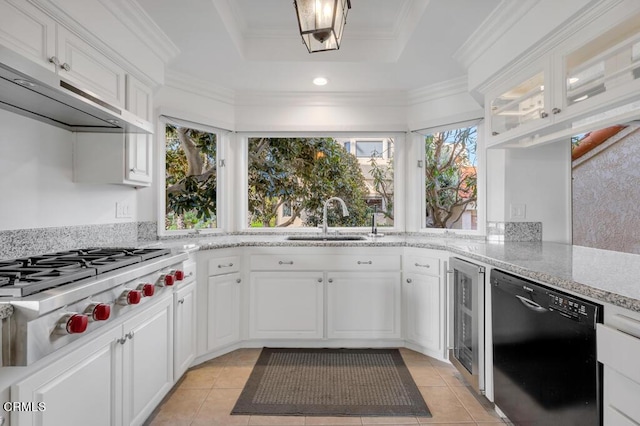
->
248, 137, 370, 227
165, 125, 217, 229
424, 127, 477, 228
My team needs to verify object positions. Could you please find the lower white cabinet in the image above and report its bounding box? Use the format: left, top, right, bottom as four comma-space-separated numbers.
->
174, 281, 196, 380
327, 272, 401, 339
249, 271, 324, 339
208, 272, 241, 349
404, 272, 442, 353
597, 310, 640, 425
12, 296, 173, 426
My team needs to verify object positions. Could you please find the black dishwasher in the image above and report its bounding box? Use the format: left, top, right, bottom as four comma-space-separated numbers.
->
490, 269, 602, 426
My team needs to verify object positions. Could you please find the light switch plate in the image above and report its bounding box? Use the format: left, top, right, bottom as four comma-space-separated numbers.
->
510, 203, 526, 220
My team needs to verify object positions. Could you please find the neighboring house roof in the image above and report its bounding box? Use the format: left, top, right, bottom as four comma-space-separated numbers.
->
572, 125, 626, 160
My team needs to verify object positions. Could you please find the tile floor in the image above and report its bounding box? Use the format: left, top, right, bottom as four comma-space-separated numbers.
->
145, 348, 508, 426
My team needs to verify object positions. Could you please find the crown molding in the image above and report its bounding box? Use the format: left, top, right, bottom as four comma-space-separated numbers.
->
165, 70, 236, 106
234, 90, 408, 107
96, 0, 181, 64
407, 77, 468, 105
453, 0, 538, 70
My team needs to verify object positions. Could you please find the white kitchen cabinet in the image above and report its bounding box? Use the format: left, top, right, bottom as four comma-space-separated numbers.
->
326, 271, 400, 339
174, 281, 196, 380
402, 250, 446, 359
196, 250, 243, 356
0, 0, 57, 73
249, 271, 324, 339
208, 272, 241, 349
598, 308, 640, 426
11, 295, 173, 426
124, 75, 153, 184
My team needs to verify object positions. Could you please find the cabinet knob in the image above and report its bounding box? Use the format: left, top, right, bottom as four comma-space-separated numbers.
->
48, 56, 60, 66
540, 111, 549, 118
406, 278, 412, 284
178, 298, 185, 305
328, 278, 334, 283
552, 107, 562, 114
60, 62, 71, 72
317, 278, 323, 283
236, 278, 241, 283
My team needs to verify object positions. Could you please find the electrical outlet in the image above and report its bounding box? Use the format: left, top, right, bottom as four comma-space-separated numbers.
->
510, 203, 526, 220
115, 202, 131, 218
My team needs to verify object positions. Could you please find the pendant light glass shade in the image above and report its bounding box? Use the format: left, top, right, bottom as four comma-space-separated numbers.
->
294, 0, 351, 53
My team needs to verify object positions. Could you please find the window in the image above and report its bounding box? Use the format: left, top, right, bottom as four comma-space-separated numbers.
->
247, 136, 395, 228
163, 117, 218, 231
421, 125, 478, 230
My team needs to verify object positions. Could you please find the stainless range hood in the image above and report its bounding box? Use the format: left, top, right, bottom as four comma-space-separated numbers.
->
0, 45, 153, 134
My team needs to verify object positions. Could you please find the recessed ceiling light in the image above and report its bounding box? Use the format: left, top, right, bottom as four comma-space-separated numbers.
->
313, 77, 328, 86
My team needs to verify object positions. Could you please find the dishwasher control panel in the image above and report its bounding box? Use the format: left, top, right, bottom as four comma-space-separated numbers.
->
548, 293, 589, 319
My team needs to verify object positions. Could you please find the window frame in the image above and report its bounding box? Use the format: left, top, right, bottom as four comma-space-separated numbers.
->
412, 120, 486, 236
157, 114, 228, 237
237, 131, 406, 234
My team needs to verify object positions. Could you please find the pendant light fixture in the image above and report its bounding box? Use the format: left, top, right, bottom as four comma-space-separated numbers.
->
293, 0, 351, 53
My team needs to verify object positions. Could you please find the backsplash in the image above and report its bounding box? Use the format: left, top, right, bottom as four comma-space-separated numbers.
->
487, 222, 542, 242
0, 223, 139, 259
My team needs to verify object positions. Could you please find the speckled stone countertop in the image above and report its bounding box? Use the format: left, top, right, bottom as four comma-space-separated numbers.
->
148, 234, 640, 313
0, 303, 14, 320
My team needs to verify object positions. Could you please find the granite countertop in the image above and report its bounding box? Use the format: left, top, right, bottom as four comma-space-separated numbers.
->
0, 303, 14, 320
148, 233, 640, 313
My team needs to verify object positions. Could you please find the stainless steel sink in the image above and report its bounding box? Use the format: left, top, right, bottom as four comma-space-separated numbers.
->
286, 234, 367, 241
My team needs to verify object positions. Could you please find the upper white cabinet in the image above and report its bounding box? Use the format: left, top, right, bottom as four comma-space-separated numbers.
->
484, 6, 640, 148
124, 75, 153, 184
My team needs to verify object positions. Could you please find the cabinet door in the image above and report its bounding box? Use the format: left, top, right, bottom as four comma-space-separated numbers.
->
404, 273, 442, 354
0, 0, 56, 72
125, 75, 153, 184
207, 272, 241, 350
122, 297, 173, 426
249, 272, 323, 339
327, 272, 401, 339
57, 26, 126, 108
11, 327, 121, 426
175, 282, 196, 380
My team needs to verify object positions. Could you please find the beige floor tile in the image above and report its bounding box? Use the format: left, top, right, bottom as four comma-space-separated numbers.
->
151, 388, 209, 422
179, 363, 226, 389
304, 416, 363, 425
449, 386, 501, 423
407, 365, 448, 387
146, 418, 192, 426
248, 415, 307, 425
193, 388, 250, 424
433, 365, 468, 387
360, 417, 419, 424
417, 387, 474, 424
213, 364, 254, 388
228, 348, 263, 365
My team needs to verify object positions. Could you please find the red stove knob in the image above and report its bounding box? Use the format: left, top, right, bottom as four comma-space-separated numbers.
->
174, 270, 185, 281
66, 314, 89, 334
91, 304, 111, 321
139, 283, 155, 297
164, 274, 175, 286
120, 290, 142, 305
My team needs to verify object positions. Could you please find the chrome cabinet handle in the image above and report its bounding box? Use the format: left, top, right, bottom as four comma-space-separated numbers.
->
126, 331, 134, 340
406, 278, 412, 283
117, 336, 127, 345
328, 278, 334, 283
552, 107, 561, 114
540, 111, 548, 118
317, 278, 323, 283
60, 62, 71, 71
279, 261, 294, 265
357, 260, 372, 265
218, 263, 234, 268
48, 56, 60, 66
414, 263, 430, 268
236, 278, 241, 283
178, 298, 185, 304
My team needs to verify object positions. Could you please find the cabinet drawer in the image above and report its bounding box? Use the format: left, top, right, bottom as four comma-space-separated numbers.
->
250, 254, 321, 271
329, 255, 400, 271
404, 254, 440, 275
182, 261, 196, 283
603, 366, 640, 425
208, 255, 240, 276
597, 323, 640, 384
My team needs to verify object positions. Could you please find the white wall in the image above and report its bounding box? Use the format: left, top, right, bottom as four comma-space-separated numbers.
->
504, 141, 572, 243
0, 109, 137, 231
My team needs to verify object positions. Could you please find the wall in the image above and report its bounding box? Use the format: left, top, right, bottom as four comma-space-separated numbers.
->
503, 142, 572, 243
572, 128, 640, 253
0, 108, 137, 231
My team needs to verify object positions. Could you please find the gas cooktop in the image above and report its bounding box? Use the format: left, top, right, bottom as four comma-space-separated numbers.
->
0, 247, 171, 297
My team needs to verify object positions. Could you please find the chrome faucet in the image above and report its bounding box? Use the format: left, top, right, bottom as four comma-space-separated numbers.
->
322, 197, 349, 234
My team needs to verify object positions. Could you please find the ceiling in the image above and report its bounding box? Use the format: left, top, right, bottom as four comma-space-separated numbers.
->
136, 0, 502, 94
